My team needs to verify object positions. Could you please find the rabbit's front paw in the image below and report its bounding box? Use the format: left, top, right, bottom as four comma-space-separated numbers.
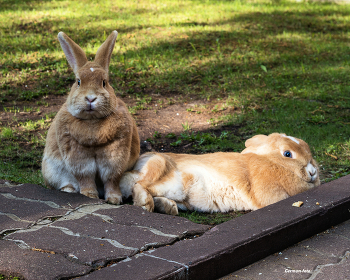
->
105, 192, 122, 205
80, 189, 99, 199
104, 183, 123, 205
61, 184, 77, 193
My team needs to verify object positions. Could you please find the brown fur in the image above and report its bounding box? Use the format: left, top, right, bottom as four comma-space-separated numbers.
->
42, 31, 140, 204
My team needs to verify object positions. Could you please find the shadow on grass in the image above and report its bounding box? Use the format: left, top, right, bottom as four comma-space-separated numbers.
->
2, 1, 350, 51
1, 1, 350, 128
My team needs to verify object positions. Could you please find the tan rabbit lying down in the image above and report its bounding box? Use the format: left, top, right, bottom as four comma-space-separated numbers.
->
120, 133, 320, 215
42, 31, 140, 204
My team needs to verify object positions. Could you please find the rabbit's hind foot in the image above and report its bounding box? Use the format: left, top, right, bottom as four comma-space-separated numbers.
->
133, 183, 154, 212
154, 197, 178, 215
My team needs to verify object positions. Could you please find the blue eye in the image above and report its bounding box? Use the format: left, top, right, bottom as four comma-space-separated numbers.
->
283, 151, 292, 158
77, 79, 81, 87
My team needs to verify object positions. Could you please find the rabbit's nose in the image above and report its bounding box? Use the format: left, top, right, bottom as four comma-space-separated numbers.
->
306, 163, 317, 178
86, 96, 97, 103
309, 169, 316, 176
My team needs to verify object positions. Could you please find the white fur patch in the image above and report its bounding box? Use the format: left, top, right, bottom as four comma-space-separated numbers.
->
283, 135, 299, 144
42, 156, 79, 191
306, 162, 317, 181
90, 68, 94, 72
152, 171, 185, 201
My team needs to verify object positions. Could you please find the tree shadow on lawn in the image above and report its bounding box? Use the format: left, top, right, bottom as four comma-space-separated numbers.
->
2, 4, 349, 101
2, 3, 350, 53
0, 0, 57, 12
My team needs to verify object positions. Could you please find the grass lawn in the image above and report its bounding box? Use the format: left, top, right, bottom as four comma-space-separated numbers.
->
0, 0, 350, 224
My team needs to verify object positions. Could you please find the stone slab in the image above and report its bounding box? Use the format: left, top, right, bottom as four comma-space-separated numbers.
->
0, 194, 67, 234
0, 185, 209, 277
312, 253, 350, 280
77, 253, 187, 280
94, 204, 210, 236
51, 214, 178, 250
300, 232, 350, 258
329, 219, 350, 238
0, 183, 103, 208
4, 226, 135, 267
0, 239, 91, 280
228, 228, 350, 280
0, 214, 32, 235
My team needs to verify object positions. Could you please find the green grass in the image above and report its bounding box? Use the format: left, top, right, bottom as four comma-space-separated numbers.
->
0, 274, 21, 280
0, 1, 350, 187
178, 210, 247, 225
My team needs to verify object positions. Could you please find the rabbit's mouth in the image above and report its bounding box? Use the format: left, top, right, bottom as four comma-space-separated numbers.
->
85, 103, 96, 113
310, 174, 318, 183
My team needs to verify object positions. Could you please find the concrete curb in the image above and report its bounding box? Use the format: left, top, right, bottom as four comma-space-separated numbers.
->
81, 175, 350, 279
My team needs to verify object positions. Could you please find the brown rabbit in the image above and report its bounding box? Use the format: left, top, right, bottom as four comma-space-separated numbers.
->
42, 31, 140, 204
119, 133, 320, 214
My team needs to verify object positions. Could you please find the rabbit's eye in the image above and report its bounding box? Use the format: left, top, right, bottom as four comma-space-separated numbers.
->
283, 151, 292, 158
103, 80, 106, 88
77, 79, 81, 87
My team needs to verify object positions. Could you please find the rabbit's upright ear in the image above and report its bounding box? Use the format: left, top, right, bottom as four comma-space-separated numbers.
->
57, 32, 88, 76
94, 31, 118, 74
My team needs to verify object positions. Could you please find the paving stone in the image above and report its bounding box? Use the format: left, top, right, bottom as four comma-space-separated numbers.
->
223, 243, 339, 280
77, 253, 187, 280
5, 226, 136, 267
51, 214, 178, 250
94, 204, 210, 236
0, 194, 67, 233
226, 263, 308, 280
0, 239, 91, 280
330, 219, 350, 239
57, 212, 175, 247
299, 232, 350, 258
276, 246, 338, 271
0, 214, 32, 235
312, 253, 350, 280
0, 183, 103, 208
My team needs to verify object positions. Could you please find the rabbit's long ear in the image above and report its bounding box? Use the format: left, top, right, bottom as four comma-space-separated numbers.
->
94, 31, 118, 74
244, 134, 268, 148
58, 32, 88, 76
